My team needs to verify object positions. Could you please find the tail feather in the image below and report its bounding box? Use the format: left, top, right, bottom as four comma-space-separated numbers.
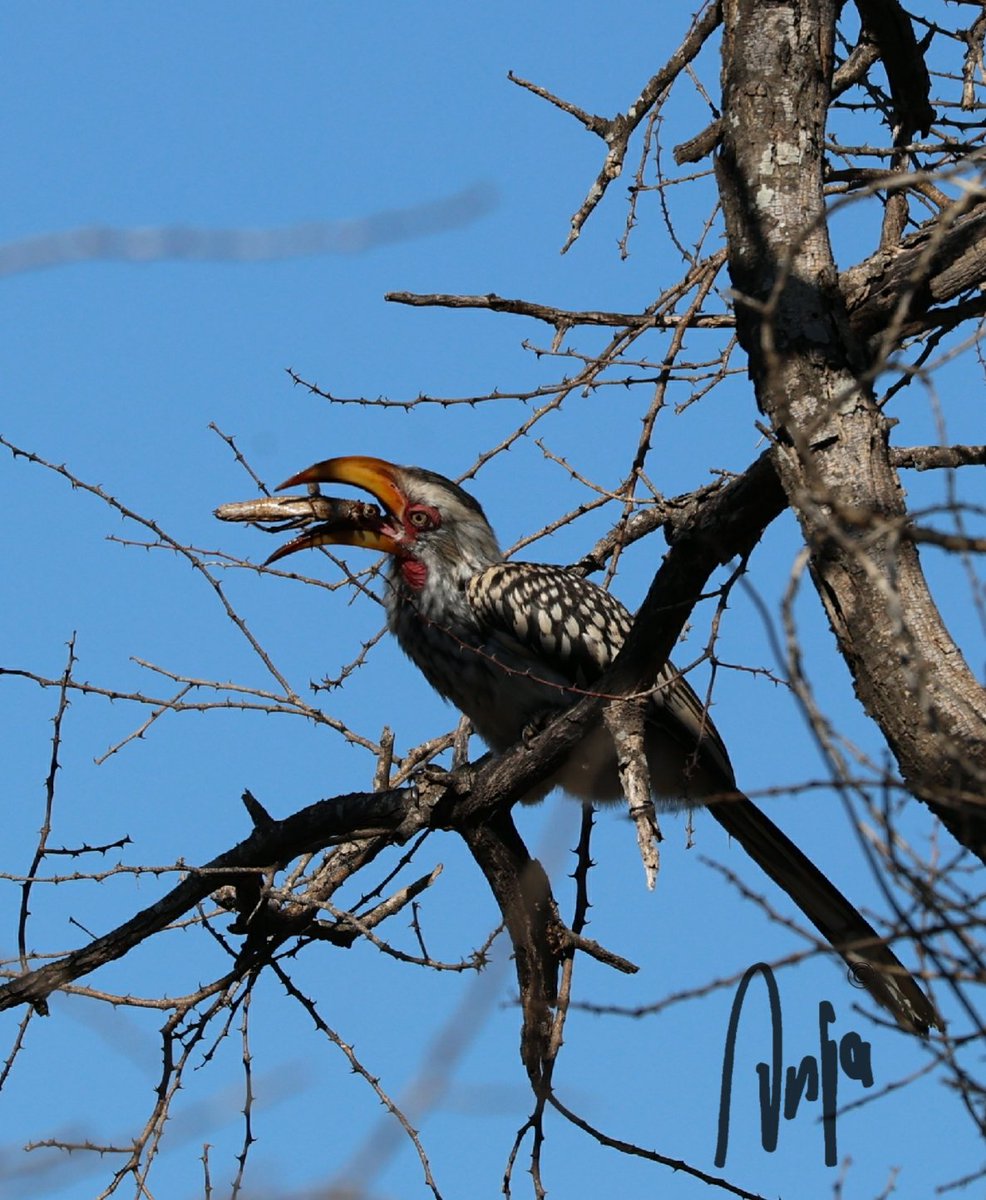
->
709, 795, 941, 1035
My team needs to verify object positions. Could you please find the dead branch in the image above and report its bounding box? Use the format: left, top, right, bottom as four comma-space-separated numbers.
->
509, 3, 721, 251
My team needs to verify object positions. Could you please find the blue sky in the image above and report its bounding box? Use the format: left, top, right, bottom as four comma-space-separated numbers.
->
1, 5, 982, 1199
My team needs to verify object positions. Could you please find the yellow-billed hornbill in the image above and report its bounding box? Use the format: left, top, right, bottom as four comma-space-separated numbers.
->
267, 454, 939, 1034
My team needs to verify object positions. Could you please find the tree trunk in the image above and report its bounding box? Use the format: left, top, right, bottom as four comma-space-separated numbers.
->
715, 0, 986, 856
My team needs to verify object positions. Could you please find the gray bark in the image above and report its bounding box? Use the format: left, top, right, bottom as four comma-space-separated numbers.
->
715, 0, 986, 856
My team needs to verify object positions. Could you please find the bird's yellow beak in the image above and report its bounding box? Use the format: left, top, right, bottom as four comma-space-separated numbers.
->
266, 455, 407, 565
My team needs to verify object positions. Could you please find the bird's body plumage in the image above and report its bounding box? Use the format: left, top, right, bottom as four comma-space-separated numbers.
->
392, 556, 733, 804
375, 466, 732, 803
267, 455, 941, 1034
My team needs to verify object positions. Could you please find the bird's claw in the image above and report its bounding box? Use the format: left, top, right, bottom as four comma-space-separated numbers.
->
521, 711, 554, 744
415, 763, 451, 786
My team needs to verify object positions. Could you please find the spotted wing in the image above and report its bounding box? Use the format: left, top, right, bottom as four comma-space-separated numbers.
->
467, 562, 632, 686
468, 561, 734, 782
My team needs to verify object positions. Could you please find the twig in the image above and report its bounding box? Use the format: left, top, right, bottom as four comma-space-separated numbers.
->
18, 636, 77, 992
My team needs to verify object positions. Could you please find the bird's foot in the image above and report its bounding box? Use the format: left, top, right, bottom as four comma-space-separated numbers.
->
521, 710, 555, 744
415, 763, 451, 786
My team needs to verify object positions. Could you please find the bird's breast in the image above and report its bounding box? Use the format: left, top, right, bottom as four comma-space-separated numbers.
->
388, 590, 573, 746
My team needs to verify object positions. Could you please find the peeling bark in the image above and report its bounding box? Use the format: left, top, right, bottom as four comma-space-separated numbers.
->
716, 0, 986, 856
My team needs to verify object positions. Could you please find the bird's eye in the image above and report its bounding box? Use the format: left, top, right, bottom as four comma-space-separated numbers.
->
407, 506, 439, 531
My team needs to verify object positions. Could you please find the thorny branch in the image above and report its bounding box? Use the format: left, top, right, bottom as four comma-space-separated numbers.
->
509, 2, 722, 251
0, 446, 795, 1064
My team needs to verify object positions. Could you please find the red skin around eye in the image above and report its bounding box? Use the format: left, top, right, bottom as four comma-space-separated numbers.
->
405, 504, 441, 532
395, 504, 440, 590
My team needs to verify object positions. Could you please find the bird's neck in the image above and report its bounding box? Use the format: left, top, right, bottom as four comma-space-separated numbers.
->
387, 545, 497, 626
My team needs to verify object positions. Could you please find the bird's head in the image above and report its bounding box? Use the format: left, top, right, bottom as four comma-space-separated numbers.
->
266, 455, 501, 591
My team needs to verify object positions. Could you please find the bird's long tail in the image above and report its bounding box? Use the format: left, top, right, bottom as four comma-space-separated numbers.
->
708, 795, 941, 1035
